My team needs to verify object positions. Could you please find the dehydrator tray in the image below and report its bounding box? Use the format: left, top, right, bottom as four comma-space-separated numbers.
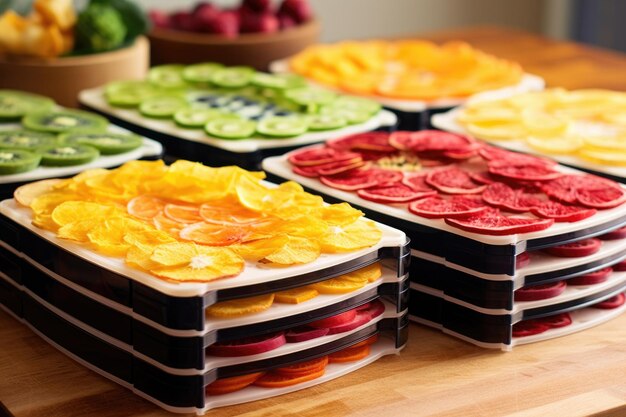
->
263, 153, 626, 275
78, 88, 397, 169
0, 270, 407, 414
408, 283, 626, 350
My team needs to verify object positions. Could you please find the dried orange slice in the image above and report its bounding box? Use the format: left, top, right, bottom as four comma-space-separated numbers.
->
349, 334, 379, 349
263, 236, 321, 265
319, 219, 382, 253
51, 201, 121, 227
274, 287, 319, 304
150, 242, 244, 282
87, 217, 152, 256
14, 179, 63, 207
319, 203, 363, 226
30, 191, 80, 216
206, 372, 264, 396
152, 212, 185, 236
273, 216, 327, 239
275, 356, 328, 377
235, 175, 295, 213
230, 235, 289, 262
57, 218, 102, 242
127, 195, 166, 220
309, 277, 368, 294
253, 367, 325, 388
206, 293, 275, 318
179, 222, 250, 246
163, 203, 203, 224
342, 262, 382, 283
123, 229, 176, 248
328, 344, 370, 363
126, 245, 160, 271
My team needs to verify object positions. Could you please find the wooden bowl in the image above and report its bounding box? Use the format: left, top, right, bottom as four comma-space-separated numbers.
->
0, 36, 149, 108
148, 20, 320, 71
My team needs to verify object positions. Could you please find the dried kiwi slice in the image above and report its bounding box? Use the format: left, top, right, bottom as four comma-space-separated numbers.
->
62, 132, 142, 155
37, 144, 99, 166
0, 90, 55, 122
0, 130, 58, 151
307, 114, 347, 131
22, 109, 109, 134
284, 87, 336, 112
256, 116, 309, 137
139, 96, 187, 119
105, 81, 161, 108
174, 108, 228, 128
205, 117, 257, 139
148, 65, 187, 89
182, 63, 224, 84
0, 149, 41, 175
210, 67, 255, 88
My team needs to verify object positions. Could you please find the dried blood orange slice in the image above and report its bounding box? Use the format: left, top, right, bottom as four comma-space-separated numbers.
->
127, 195, 166, 220
530, 201, 596, 222
514, 280, 566, 301
482, 183, 545, 213
320, 169, 379, 191
357, 183, 428, 203
285, 326, 330, 343
600, 226, 626, 240
253, 367, 326, 388
592, 293, 626, 309
479, 146, 557, 166
360, 299, 385, 319
275, 356, 329, 377
488, 162, 562, 182
408, 196, 489, 219
207, 332, 287, 357
390, 130, 474, 153
426, 168, 487, 194
316, 159, 365, 176
326, 311, 370, 335
401, 172, 435, 192
542, 174, 626, 209
516, 251, 531, 269
512, 320, 550, 337
179, 222, 250, 246
206, 372, 264, 395
288, 147, 361, 167
309, 309, 357, 329
537, 312, 572, 328
544, 238, 602, 258
445, 210, 554, 236
328, 344, 371, 363
328, 131, 394, 152
568, 267, 613, 285
470, 171, 497, 185
577, 186, 626, 209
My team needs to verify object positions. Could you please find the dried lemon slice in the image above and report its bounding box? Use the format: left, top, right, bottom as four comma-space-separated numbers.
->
526, 135, 583, 154
319, 219, 382, 253
263, 236, 321, 265
206, 293, 275, 318
14, 179, 63, 207
319, 203, 363, 226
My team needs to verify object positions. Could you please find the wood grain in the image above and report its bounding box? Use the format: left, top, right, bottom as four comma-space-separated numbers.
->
3, 26, 626, 417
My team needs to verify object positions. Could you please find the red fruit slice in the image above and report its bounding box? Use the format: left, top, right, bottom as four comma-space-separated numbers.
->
320, 168, 402, 191
512, 320, 550, 337
357, 183, 428, 203
488, 162, 562, 182
309, 309, 356, 329
293, 165, 323, 178
451, 194, 488, 208
470, 171, 496, 185
568, 267, 613, 285
482, 182, 516, 208
592, 293, 626, 309
600, 226, 626, 240
401, 172, 438, 195
514, 280, 566, 301
285, 326, 330, 343
288, 147, 362, 167
317, 159, 365, 176
544, 238, 602, 258
328, 132, 394, 152
207, 332, 286, 357
445, 211, 554, 236
390, 130, 475, 153
443, 148, 478, 160
327, 311, 370, 335
479, 146, 557, 166
614, 260, 626, 272
426, 167, 487, 194
537, 312, 572, 328
408, 196, 489, 219
530, 201, 596, 222
542, 174, 625, 209
516, 251, 531, 269
164, 203, 203, 224
361, 299, 385, 319
577, 186, 626, 209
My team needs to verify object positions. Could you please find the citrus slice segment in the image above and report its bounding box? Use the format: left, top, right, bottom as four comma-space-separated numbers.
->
328, 344, 371, 363
206, 293, 275, 318
275, 356, 329, 377
14, 179, 62, 207
263, 236, 321, 265
230, 235, 289, 262
127, 195, 166, 220
179, 221, 250, 246
206, 372, 264, 396
309, 277, 368, 294
274, 287, 319, 304
51, 201, 121, 227
253, 367, 326, 388
342, 262, 382, 283
319, 219, 382, 253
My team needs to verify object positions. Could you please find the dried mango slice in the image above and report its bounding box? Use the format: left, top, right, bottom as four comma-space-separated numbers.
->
310, 277, 368, 294
319, 219, 382, 253
274, 287, 319, 304
263, 236, 321, 265
14, 179, 63, 207
206, 293, 275, 318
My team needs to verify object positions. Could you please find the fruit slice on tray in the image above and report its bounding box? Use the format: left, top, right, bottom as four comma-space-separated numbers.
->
592, 293, 626, 309
206, 372, 265, 396
515, 251, 531, 269
207, 332, 287, 357
0, 90, 55, 121
514, 280, 566, 302
22, 109, 109, 133
512, 312, 572, 338
0, 149, 42, 175
37, 145, 100, 167
614, 260, 626, 272
62, 132, 143, 155
0, 130, 58, 151
599, 226, 626, 241
544, 238, 602, 258
444, 209, 554, 236
206, 293, 276, 318
567, 267, 613, 286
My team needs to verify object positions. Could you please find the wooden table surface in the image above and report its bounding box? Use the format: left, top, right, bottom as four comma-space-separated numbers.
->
3, 26, 626, 417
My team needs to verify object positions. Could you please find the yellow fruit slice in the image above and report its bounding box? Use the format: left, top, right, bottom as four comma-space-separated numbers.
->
274, 287, 319, 304
526, 135, 583, 154
126, 245, 160, 271
14, 179, 63, 207
206, 293, 275, 318
583, 135, 626, 151
578, 148, 626, 166
341, 262, 383, 283
457, 106, 520, 125
51, 201, 121, 227
32, 214, 61, 232
521, 109, 569, 137
263, 236, 321, 265
319, 203, 363, 226
310, 277, 368, 294
465, 121, 527, 141
230, 235, 289, 262
57, 218, 102, 242
123, 229, 177, 270
87, 217, 152, 256
319, 219, 382, 253
30, 191, 79, 216
235, 175, 294, 213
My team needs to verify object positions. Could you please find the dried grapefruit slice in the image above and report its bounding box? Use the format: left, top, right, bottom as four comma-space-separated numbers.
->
600, 226, 626, 240
445, 210, 554, 236
426, 168, 486, 194
288, 147, 361, 167
592, 293, 626, 309
207, 333, 286, 357
530, 201, 596, 222
309, 310, 357, 328
206, 293, 275, 318
514, 280, 566, 301
328, 131, 394, 152
512, 320, 550, 337
544, 238, 602, 258
408, 196, 489, 219
285, 326, 330, 343
357, 183, 429, 203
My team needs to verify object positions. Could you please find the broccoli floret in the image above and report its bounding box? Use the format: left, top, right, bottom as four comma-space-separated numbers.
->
75, 3, 127, 53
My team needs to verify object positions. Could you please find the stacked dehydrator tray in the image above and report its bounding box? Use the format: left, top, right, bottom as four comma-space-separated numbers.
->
0, 195, 410, 414
262, 148, 626, 350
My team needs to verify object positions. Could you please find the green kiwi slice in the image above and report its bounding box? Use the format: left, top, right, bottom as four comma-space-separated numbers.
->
105, 81, 161, 108
284, 87, 336, 112
210, 67, 255, 88
182, 63, 224, 84
256, 116, 309, 137
306, 114, 347, 131
0, 90, 55, 122
205, 117, 257, 139
62, 132, 143, 155
139, 96, 187, 119
0, 149, 41, 175
174, 108, 229, 128
148, 65, 187, 89
0, 130, 58, 151
37, 144, 99, 167
22, 109, 109, 134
